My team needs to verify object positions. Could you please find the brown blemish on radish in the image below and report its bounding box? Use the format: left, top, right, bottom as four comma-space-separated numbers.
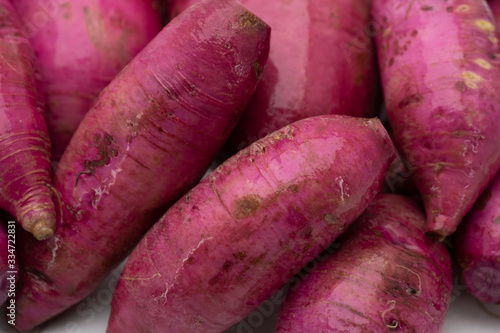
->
61, 2, 72, 20
75, 132, 117, 186
299, 226, 313, 240
238, 10, 264, 29
421, 6, 433, 11
233, 194, 262, 219
222, 260, 233, 271
394, 40, 400, 56
406, 286, 418, 295
432, 162, 447, 173
233, 251, 247, 260
253, 60, 263, 79
398, 93, 423, 109
250, 253, 266, 265
455, 81, 466, 92
353, 51, 370, 86
273, 127, 295, 141
398, 265, 422, 295
323, 214, 338, 225
456, 5, 471, 13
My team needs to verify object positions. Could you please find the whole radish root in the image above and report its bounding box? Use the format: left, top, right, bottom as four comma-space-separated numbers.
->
0, 0, 56, 240
374, 0, 500, 237
168, 0, 380, 153
12, 0, 270, 330
276, 194, 453, 333
454, 172, 500, 304
14, 0, 163, 160
107, 115, 395, 333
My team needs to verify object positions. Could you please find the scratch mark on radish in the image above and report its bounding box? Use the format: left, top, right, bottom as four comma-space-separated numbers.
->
397, 265, 422, 296
405, 0, 415, 20
91, 167, 122, 208
121, 273, 161, 281
154, 283, 172, 305
381, 300, 398, 329
49, 236, 61, 266
154, 235, 214, 305
424, 310, 437, 323
180, 235, 213, 268
336, 176, 349, 202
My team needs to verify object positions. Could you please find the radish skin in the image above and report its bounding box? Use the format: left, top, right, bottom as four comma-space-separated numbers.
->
0, 0, 56, 240
169, 0, 380, 152
276, 194, 453, 333
454, 172, 500, 304
374, 0, 500, 237
14, 0, 163, 161
490, 0, 500, 26
107, 115, 395, 333
12, 0, 270, 330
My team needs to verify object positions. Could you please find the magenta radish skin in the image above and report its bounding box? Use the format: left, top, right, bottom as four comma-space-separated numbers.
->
374, 0, 500, 237
169, 0, 380, 152
276, 194, 453, 333
0, 0, 56, 240
12, 0, 270, 330
454, 172, 500, 304
107, 115, 395, 333
490, 0, 500, 25
13, 0, 163, 160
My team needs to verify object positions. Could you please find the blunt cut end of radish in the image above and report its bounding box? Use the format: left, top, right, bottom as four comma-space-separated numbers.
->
30, 217, 56, 241
463, 260, 500, 304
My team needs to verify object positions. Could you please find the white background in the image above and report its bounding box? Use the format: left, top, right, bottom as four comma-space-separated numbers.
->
1, 262, 499, 333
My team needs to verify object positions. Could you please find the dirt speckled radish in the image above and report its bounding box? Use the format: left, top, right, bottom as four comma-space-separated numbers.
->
13, 0, 163, 160
276, 194, 453, 333
374, 0, 500, 237
454, 172, 500, 304
12, 0, 270, 330
107, 115, 395, 333
169, 0, 380, 152
0, 0, 56, 240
